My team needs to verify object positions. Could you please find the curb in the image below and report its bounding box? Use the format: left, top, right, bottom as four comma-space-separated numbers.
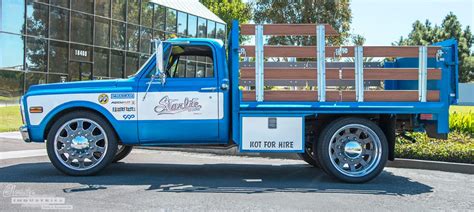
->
140, 146, 474, 175
387, 158, 474, 175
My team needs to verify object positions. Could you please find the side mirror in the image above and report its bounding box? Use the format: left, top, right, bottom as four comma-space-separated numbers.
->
153, 39, 166, 85
143, 39, 167, 101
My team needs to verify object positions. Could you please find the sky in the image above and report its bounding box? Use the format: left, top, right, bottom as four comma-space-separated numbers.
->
351, 0, 473, 46
243, 0, 473, 47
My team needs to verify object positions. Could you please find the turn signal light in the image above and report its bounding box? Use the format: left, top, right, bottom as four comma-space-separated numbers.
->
29, 106, 43, 113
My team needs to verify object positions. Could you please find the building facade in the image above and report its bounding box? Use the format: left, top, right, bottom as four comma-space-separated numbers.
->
0, 0, 226, 104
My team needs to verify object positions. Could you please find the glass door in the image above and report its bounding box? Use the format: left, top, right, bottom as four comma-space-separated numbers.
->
69, 61, 92, 81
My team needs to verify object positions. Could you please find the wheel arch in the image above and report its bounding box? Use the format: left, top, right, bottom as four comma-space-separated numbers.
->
43, 105, 117, 139
309, 113, 396, 161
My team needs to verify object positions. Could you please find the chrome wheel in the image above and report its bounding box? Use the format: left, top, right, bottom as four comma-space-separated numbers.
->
328, 124, 382, 177
53, 118, 108, 171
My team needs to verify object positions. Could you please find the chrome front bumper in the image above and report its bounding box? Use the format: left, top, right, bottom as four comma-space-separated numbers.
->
19, 125, 31, 143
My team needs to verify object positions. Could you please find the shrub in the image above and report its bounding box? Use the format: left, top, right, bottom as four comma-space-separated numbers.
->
395, 131, 473, 164
450, 110, 474, 135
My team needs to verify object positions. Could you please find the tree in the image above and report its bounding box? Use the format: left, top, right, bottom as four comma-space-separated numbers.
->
253, 0, 351, 46
351, 34, 366, 46
200, 0, 253, 33
394, 12, 473, 82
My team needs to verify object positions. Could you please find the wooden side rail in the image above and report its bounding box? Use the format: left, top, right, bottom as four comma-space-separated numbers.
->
241, 24, 339, 36
240, 68, 442, 80
242, 90, 440, 102
240, 46, 441, 58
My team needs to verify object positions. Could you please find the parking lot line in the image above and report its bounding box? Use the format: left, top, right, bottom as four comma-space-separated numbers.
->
0, 149, 46, 160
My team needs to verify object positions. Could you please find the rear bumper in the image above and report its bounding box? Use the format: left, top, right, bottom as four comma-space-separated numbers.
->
19, 125, 31, 143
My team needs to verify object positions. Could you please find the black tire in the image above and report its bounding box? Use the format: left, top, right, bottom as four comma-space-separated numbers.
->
112, 145, 133, 163
297, 143, 320, 168
46, 111, 118, 176
316, 117, 388, 183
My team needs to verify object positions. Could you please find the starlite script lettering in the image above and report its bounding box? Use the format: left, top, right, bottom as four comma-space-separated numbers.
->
154, 96, 202, 115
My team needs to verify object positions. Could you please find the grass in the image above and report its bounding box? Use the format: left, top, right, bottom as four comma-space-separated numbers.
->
0, 106, 22, 133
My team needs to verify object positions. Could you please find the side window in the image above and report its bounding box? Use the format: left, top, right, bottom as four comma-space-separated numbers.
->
167, 45, 215, 78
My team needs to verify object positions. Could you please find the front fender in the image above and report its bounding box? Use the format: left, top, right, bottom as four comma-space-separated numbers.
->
28, 101, 138, 144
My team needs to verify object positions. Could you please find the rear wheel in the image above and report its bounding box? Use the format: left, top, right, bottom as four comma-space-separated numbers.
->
46, 111, 118, 176
316, 117, 388, 183
297, 143, 320, 168
112, 145, 133, 163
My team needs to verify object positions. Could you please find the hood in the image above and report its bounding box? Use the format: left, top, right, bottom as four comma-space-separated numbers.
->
25, 78, 138, 97
28, 79, 119, 92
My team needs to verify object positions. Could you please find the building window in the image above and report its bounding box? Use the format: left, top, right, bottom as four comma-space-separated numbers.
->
153, 5, 165, 31
26, 2, 49, 37
26, 72, 46, 90
49, 7, 69, 41
216, 23, 226, 40
96, 0, 111, 17
95, 17, 110, 47
0, 33, 24, 70
166, 8, 177, 33
127, 0, 140, 24
50, 0, 69, 8
139, 54, 150, 67
26, 37, 48, 72
140, 27, 152, 54
71, 0, 94, 14
0, 70, 25, 101
71, 12, 93, 45
177, 12, 187, 36
126, 52, 139, 76
111, 50, 124, 78
1, 0, 25, 34
141, 0, 153, 28
188, 15, 197, 38
49, 41, 68, 74
153, 30, 165, 41
112, 0, 126, 21
111, 21, 126, 49
207, 20, 216, 38
48, 73, 68, 83
197, 18, 207, 38
127, 24, 139, 52
94, 48, 109, 78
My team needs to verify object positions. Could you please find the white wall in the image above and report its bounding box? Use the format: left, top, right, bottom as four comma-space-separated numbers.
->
458, 83, 474, 105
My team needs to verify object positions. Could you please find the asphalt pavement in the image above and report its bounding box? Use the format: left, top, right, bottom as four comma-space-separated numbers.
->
0, 137, 473, 211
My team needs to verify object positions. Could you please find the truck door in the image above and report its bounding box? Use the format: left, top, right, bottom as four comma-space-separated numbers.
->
137, 44, 220, 143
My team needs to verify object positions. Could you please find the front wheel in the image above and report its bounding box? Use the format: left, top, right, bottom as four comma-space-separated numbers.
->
316, 117, 388, 183
112, 145, 133, 163
46, 111, 118, 176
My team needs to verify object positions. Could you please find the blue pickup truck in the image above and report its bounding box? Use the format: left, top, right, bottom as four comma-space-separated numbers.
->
19, 21, 458, 183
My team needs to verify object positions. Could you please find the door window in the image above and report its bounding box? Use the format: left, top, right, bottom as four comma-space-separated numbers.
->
165, 45, 214, 78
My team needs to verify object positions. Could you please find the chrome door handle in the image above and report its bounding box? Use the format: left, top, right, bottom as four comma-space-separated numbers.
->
200, 87, 217, 91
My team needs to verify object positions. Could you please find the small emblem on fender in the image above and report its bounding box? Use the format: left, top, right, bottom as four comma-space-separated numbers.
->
98, 94, 109, 104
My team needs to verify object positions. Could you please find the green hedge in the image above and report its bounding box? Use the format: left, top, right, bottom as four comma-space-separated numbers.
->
395, 131, 473, 164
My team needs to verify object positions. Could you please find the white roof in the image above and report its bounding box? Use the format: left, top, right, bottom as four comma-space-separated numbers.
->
151, 0, 226, 24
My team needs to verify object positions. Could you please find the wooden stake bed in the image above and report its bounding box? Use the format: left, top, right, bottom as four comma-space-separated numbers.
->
242, 90, 440, 102
240, 23, 441, 103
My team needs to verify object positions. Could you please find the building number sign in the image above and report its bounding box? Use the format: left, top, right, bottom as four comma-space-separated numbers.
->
74, 49, 88, 57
